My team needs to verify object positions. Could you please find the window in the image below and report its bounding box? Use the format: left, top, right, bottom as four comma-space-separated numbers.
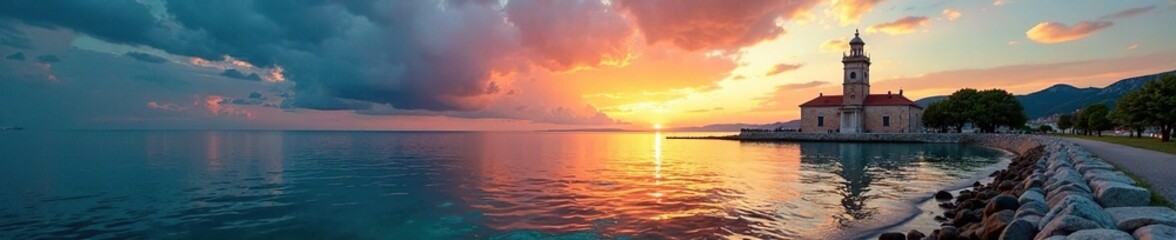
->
850, 72, 857, 79
818, 116, 825, 127
883, 116, 891, 127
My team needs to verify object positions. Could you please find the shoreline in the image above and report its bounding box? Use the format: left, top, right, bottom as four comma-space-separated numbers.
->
668, 133, 1172, 239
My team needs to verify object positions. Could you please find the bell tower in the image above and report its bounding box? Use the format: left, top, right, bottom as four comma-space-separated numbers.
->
839, 30, 870, 133
842, 29, 871, 105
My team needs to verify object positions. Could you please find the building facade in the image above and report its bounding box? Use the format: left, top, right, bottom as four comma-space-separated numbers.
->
799, 31, 923, 133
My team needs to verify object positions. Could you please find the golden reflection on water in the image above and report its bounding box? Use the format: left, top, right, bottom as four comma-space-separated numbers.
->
456, 132, 1000, 239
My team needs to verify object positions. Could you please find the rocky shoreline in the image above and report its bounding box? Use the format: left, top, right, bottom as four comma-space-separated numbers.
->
881, 135, 1176, 240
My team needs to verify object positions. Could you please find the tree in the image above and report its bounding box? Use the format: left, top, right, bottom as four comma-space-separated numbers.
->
1074, 110, 1088, 135
1136, 73, 1176, 141
919, 88, 1028, 133
971, 89, 1026, 133
1057, 114, 1074, 134
1111, 90, 1149, 137
923, 101, 951, 133
945, 89, 980, 132
1038, 125, 1053, 133
1083, 103, 1113, 137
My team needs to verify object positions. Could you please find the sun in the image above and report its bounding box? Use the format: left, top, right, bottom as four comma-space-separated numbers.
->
653, 124, 662, 130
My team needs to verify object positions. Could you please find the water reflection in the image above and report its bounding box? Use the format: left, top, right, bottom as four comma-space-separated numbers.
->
0, 131, 1005, 239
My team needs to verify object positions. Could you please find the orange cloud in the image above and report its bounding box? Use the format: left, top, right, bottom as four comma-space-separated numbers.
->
1025, 21, 1112, 44
560, 44, 738, 108
819, 39, 849, 52
615, 0, 822, 51
866, 16, 930, 35
829, 0, 887, 26
942, 9, 961, 21
765, 63, 803, 76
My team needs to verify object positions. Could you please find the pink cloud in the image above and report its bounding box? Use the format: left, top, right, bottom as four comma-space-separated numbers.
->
615, 0, 822, 51
505, 0, 637, 72
1025, 21, 1112, 44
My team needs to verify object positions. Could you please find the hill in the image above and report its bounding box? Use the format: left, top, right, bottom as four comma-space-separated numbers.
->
669, 120, 801, 132
916, 70, 1175, 119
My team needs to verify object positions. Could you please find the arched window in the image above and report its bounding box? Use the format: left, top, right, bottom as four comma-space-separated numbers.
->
850, 72, 857, 79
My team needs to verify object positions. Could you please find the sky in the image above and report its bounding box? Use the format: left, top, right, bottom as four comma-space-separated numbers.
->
1, 0, 1175, 131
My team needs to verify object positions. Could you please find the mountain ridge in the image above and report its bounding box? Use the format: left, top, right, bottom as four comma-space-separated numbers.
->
915, 70, 1175, 119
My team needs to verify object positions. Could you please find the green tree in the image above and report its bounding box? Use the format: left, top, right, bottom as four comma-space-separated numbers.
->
971, 89, 1027, 133
1057, 114, 1073, 134
922, 101, 951, 133
1137, 74, 1176, 141
1074, 110, 1088, 135
1038, 125, 1053, 133
948, 89, 981, 132
1111, 90, 1149, 137
1083, 103, 1113, 137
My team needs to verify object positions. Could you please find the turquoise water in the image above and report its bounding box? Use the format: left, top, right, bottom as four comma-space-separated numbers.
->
0, 131, 1006, 239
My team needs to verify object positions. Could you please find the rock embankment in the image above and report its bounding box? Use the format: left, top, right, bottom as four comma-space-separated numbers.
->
881, 135, 1176, 240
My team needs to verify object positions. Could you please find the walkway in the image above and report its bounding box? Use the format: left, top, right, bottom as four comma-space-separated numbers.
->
1064, 137, 1176, 203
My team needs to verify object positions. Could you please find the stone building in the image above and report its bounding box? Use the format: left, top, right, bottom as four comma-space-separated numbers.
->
799, 31, 923, 133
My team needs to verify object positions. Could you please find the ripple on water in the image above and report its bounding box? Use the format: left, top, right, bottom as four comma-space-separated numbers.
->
0, 132, 1008, 239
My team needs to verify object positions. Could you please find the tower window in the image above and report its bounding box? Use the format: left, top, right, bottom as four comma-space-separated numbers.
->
883, 116, 891, 127
818, 116, 825, 127
850, 72, 857, 79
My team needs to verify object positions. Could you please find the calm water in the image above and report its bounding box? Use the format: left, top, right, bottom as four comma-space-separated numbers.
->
0, 131, 1007, 239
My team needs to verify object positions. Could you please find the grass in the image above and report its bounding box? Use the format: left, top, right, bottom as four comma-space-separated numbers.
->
1061, 134, 1176, 155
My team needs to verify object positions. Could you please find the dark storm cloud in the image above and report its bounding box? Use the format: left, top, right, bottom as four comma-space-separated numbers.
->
5, 52, 24, 61
124, 51, 167, 64
0, 22, 34, 49
161, 0, 524, 111
1, 0, 733, 125
36, 55, 59, 63
220, 69, 263, 81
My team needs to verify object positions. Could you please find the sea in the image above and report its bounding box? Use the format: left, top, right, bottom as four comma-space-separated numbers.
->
0, 130, 1009, 239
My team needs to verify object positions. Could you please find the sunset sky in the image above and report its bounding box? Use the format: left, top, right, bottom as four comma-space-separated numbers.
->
2, 0, 1175, 130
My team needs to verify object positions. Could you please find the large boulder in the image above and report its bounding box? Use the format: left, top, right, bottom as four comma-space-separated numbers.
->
1063, 229, 1132, 240
907, 229, 926, 240
986, 194, 1021, 216
879, 232, 905, 240
939, 226, 960, 240
1073, 160, 1115, 174
1000, 218, 1038, 240
1020, 201, 1049, 216
1090, 180, 1150, 208
1134, 224, 1176, 240
1036, 215, 1103, 239
954, 209, 982, 227
982, 209, 1015, 240
936, 190, 954, 201
1082, 169, 1134, 185
1039, 195, 1115, 230
1019, 190, 1045, 206
1105, 206, 1176, 232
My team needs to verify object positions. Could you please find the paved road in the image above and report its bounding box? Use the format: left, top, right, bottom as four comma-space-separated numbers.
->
1064, 137, 1176, 203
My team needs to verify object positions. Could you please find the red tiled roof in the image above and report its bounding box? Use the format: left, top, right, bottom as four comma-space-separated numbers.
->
798, 96, 842, 107
799, 94, 922, 108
